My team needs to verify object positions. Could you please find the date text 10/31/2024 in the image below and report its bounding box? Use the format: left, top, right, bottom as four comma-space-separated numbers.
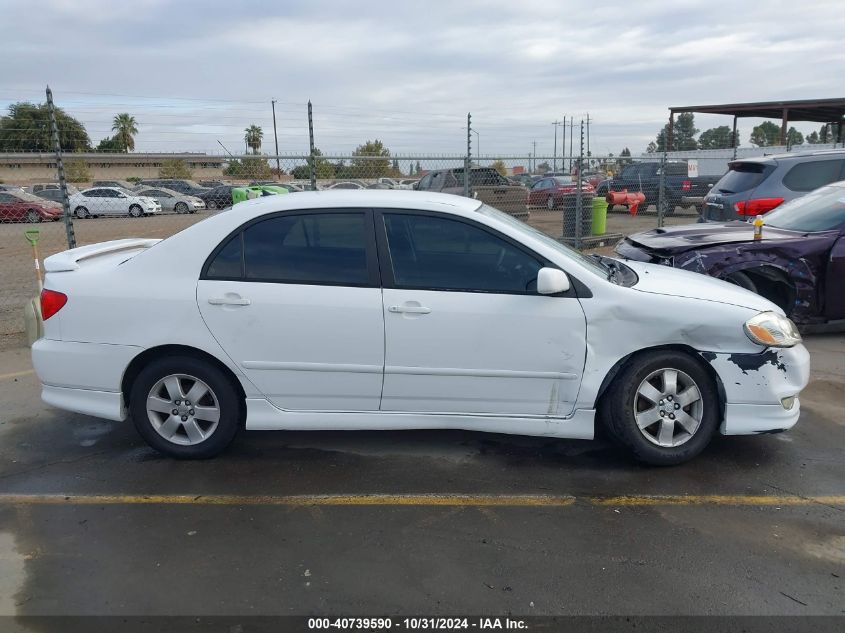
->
307, 617, 528, 629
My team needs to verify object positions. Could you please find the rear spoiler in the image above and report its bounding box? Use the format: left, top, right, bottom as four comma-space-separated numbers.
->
44, 238, 161, 272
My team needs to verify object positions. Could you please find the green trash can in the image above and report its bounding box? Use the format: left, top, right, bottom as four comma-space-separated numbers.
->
591, 196, 608, 236
232, 185, 288, 206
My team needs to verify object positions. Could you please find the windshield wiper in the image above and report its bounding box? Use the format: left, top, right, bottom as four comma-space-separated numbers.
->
591, 254, 620, 282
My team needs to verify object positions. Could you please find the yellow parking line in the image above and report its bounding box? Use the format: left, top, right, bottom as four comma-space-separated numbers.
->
0, 369, 34, 381
0, 493, 842, 507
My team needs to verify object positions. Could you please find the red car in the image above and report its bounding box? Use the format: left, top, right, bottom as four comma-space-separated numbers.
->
527, 176, 595, 209
0, 191, 63, 223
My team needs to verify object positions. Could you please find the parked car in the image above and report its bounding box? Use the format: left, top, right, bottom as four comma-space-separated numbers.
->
416, 167, 529, 220
134, 187, 205, 214
616, 181, 845, 325
93, 180, 136, 190
68, 187, 161, 218
136, 179, 209, 198
327, 181, 366, 190
33, 191, 808, 465
32, 188, 67, 204
0, 184, 26, 193
595, 161, 721, 214
198, 185, 236, 210
527, 176, 595, 209
0, 190, 62, 223
31, 183, 78, 195
701, 150, 845, 222
199, 180, 230, 188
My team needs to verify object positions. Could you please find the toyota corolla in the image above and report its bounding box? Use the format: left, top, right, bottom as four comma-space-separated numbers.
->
32, 191, 809, 465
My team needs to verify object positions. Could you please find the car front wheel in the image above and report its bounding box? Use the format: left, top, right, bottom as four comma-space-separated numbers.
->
601, 351, 719, 465
130, 356, 242, 459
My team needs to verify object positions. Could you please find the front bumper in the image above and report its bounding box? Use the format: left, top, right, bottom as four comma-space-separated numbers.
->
702, 344, 810, 434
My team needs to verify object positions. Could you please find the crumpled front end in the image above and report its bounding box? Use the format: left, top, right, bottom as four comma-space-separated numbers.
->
700, 344, 810, 435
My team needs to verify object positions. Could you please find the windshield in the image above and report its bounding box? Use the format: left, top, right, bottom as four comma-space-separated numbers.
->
552, 177, 575, 185
763, 184, 845, 232
475, 204, 607, 277
713, 162, 772, 194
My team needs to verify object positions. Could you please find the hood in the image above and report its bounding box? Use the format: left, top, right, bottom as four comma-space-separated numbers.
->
625, 221, 802, 254
622, 259, 779, 313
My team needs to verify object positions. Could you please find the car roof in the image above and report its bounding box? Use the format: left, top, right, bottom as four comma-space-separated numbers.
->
732, 148, 845, 165
229, 190, 483, 218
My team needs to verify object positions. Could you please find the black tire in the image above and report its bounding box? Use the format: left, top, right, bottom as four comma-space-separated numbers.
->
207, 199, 218, 210
724, 271, 757, 293
546, 195, 557, 210
129, 355, 242, 459
26, 209, 41, 223
175, 201, 188, 214
129, 204, 143, 218
600, 351, 719, 466
74, 206, 89, 219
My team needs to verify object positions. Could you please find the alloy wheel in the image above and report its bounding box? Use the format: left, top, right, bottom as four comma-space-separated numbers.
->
146, 374, 220, 446
632, 368, 703, 448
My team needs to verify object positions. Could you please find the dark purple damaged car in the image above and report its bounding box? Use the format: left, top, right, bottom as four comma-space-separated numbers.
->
615, 182, 845, 325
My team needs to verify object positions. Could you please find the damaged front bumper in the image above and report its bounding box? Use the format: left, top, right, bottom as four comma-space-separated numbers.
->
701, 344, 811, 435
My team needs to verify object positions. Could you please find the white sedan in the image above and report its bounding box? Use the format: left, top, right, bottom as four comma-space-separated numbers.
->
69, 187, 161, 218
32, 191, 809, 464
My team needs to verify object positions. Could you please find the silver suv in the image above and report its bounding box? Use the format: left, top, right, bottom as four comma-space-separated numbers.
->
702, 149, 845, 221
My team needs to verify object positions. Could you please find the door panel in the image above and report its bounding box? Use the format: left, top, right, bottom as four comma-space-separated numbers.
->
825, 236, 845, 319
382, 288, 586, 415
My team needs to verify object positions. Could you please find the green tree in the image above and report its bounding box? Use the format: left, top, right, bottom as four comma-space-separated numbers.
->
653, 113, 698, 151
158, 159, 192, 179
415, 160, 422, 175
95, 135, 123, 152
536, 161, 550, 173
749, 121, 781, 147
244, 124, 263, 155
617, 147, 632, 167
786, 126, 804, 146
806, 131, 821, 144
291, 148, 335, 180
646, 141, 657, 154
698, 126, 736, 149
490, 159, 507, 176
64, 159, 90, 183
111, 113, 138, 153
224, 156, 272, 180
351, 139, 391, 177
0, 102, 91, 152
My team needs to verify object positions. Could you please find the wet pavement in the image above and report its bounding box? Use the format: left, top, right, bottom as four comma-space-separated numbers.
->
0, 333, 842, 618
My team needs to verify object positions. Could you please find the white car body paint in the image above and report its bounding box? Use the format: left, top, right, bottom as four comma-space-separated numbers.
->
68, 187, 161, 216
32, 191, 810, 443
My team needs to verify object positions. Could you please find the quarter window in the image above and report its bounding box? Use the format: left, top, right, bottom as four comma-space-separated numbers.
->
783, 160, 845, 192
383, 214, 543, 293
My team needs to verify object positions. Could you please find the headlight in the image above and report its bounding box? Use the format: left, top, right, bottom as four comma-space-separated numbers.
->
744, 311, 802, 348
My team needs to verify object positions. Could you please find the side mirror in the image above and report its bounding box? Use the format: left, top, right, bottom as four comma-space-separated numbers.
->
537, 267, 570, 295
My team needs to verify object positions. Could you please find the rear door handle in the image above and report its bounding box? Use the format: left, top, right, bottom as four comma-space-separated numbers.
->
388, 305, 431, 314
208, 296, 251, 306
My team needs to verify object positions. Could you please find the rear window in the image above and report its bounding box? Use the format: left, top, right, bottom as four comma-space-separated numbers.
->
764, 185, 845, 232
712, 162, 771, 194
782, 159, 845, 192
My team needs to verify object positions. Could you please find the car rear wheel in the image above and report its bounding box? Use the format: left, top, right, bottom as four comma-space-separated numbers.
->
129, 204, 143, 218
546, 195, 556, 210
74, 206, 89, 219
601, 351, 719, 465
130, 356, 242, 459
174, 202, 188, 214
207, 199, 218, 210
26, 209, 41, 223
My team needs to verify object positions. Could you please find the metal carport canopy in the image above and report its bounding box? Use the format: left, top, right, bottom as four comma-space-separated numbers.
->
666, 98, 845, 149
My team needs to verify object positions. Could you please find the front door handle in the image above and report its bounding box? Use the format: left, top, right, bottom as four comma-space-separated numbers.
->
388, 305, 431, 314
208, 296, 251, 306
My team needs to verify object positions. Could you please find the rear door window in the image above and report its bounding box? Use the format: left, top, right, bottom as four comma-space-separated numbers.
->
713, 163, 772, 194
782, 160, 845, 192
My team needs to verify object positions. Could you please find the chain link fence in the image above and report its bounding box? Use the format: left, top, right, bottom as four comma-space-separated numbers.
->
0, 92, 726, 336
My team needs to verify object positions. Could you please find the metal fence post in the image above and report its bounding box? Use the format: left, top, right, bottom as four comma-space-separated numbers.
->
308, 101, 317, 190
574, 119, 584, 250
657, 147, 667, 229
464, 112, 471, 198
45, 86, 76, 250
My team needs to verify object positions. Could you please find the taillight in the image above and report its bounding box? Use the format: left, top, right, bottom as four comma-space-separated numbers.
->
682, 180, 692, 191
734, 197, 785, 216
40, 289, 67, 320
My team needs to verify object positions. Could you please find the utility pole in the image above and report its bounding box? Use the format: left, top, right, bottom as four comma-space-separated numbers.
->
46, 85, 75, 249
562, 117, 566, 171
271, 100, 281, 180
586, 113, 591, 162
568, 117, 574, 172
465, 112, 472, 198
552, 120, 561, 171
308, 100, 316, 190
532, 140, 537, 172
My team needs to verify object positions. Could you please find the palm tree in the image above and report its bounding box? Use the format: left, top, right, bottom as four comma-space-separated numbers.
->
112, 113, 138, 153
244, 124, 263, 155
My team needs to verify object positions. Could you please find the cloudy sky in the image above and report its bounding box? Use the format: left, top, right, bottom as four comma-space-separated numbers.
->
2, 0, 843, 158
